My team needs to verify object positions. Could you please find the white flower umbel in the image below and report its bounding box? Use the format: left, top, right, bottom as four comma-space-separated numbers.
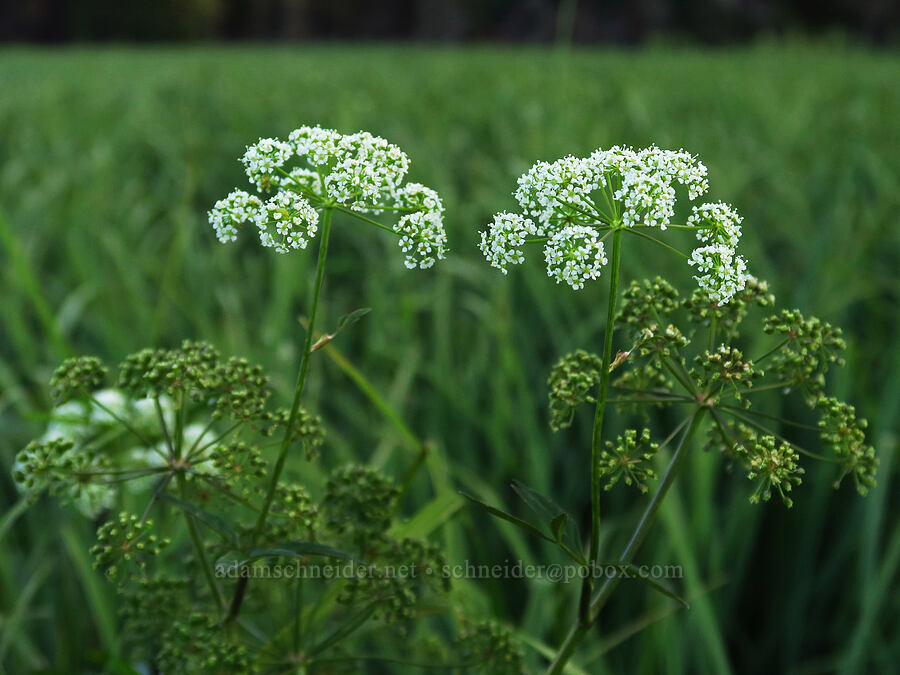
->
689, 202, 743, 247
545, 225, 608, 290
209, 190, 263, 243
395, 212, 447, 269
242, 138, 293, 192
255, 192, 319, 254
479, 212, 537, 274
211, 124, 446, 270
515, 155, 603, 232
479, 144, 750, 300
327, 131, 410, 205
688, 243, 749, 303
392, 183, 447, 269
590, 146, 708, 229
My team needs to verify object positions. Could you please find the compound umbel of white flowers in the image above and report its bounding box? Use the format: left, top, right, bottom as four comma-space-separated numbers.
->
208, 125, 447, 269
479, 145, 748, 299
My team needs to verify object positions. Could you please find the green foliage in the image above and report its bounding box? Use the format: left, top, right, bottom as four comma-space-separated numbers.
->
12, 345, 475, 671
1, 46, 898, 674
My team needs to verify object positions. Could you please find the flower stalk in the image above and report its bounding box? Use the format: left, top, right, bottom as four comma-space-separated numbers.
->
588, 228, 623, 567
226, 207, 333, 624
549, 408, 705, 674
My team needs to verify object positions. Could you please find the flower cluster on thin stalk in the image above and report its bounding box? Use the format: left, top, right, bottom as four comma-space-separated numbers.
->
209, 125, 448, 268
479, 145, 748, 300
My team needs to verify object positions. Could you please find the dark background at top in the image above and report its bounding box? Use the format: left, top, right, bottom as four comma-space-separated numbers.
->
4, 0, 899, 44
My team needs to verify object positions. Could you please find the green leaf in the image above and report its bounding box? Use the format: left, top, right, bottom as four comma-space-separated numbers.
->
459, 491, 554, 544
216, 542, 354, 574
618, 563, 689, 608
389, 491, 464, 539
312, 307, 372, 351
510, 480, 584, 562
550, 512, 569, 543
161, 494, 239, 547
0, 497, 29, 545
335, 307, 372, 333
308, 600, 379, 657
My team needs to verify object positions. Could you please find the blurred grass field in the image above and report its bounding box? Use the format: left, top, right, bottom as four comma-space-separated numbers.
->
0, 44, 898, 673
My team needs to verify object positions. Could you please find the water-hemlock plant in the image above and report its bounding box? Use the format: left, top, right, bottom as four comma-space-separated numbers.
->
12, 126, 525, 673
475, 145, 877, 673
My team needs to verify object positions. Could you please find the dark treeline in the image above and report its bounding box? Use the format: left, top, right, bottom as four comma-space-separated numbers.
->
3, 0, 898, 44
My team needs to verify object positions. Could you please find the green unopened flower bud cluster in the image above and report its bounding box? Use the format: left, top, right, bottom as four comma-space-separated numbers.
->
91, 512, 170, 581
599, 428, 660, 493
547, 350, 604, 432
50, 356, 108, 404
763, 310, 846, 403
817, 396, 878, 495
740, 434, 804, 508
323, 464, 399, 549
693, 345, 762, 403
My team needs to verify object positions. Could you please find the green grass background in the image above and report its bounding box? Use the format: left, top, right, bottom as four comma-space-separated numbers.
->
0, 44, 898, 673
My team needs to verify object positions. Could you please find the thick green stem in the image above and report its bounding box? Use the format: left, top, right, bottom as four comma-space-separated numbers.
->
177, 471, 224, 611
225, 207, 333, 624
548, 409, 706, 674
589, 229, 623, 565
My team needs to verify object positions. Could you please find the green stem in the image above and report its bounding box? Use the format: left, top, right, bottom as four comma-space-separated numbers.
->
547, 409, 705, 674
226, 207, 334, 624
624, 228, 689, 260
589, 229, 623, 565
174, 389, 186, 460
333, 205, 400, 236
177, 471, 224, 612
88, 396, 153, 447
753, 336, 791, 364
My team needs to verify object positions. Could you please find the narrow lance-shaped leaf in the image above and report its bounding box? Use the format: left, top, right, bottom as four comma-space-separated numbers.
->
510, 479, 584, 563
312, 307, 372, 352
613, 562, 689, 608
162, 494, 239, 548
459, 491, 555, 544
216, 541, 354, 575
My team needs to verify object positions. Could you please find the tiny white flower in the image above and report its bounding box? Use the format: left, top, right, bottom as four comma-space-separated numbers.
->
688, 243, 749, 303
544, 225, 608, 290
478, 212, 537, 274
242, 137, 293, 192
208, 190, 262, 243
255, 192, 319, 254
689, 202, 743, 247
